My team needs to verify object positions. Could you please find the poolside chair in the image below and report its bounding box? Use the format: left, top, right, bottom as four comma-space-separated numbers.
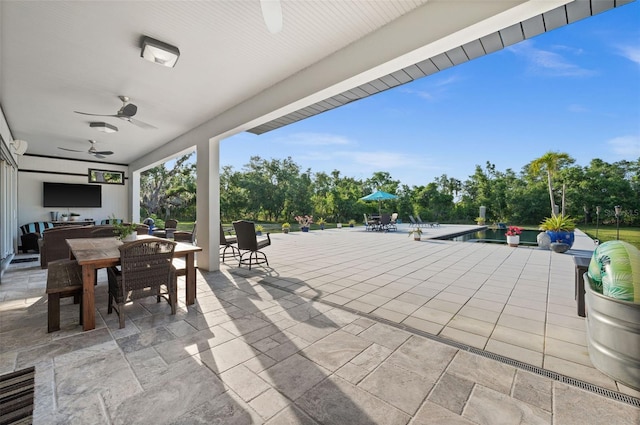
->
408, 215, 418, 228
363, 214, 377, 231
379, 214, 392, 232
416, 215, 433, 228
232, 220, 271, 270
389, 213, 398, 231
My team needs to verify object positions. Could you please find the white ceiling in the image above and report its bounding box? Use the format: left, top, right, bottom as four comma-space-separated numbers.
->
0, 0, 631, 165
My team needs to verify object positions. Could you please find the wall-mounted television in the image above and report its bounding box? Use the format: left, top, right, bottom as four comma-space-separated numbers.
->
43, 182, 102, 208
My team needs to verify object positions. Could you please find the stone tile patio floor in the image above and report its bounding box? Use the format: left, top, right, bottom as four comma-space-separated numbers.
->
1, 224, 638, 424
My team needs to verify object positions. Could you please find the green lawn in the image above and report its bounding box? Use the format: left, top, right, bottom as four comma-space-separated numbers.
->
578, 225, 640, 250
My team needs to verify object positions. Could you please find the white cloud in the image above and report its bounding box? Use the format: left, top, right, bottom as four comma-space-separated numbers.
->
277, 132, 353, 147
617, 44, 640, 65
508, 40, 596, 77
568, 104, 588, 113
607, 135, 640, 156
401, 73, 461, 101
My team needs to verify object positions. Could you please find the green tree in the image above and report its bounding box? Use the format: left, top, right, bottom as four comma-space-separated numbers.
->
528, 152, 574, 217
140, 153, 196, 220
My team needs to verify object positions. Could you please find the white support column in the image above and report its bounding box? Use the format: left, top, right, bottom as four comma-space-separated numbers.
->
131, 169, 141, 224
196, 137, 220, 271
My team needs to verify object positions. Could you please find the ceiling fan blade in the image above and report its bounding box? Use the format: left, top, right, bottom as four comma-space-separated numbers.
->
74, 111, 119, 117
93, 154, 106, 159
124, 117, 157, 130
260, 0, 282, 34
93, 150, 114, 155
58, 147, 84, 152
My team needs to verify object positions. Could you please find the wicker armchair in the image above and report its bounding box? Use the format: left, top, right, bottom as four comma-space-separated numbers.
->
107, 239, 177, 328
232, 220, 271, 270
174, 222, 196, 244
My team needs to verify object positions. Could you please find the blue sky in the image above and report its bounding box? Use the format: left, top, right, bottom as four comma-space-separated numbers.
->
221, 3, 640, 187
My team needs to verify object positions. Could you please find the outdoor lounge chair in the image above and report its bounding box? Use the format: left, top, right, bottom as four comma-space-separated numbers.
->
107, 239, 177, 329
232, 220, 271, 270
408, 215, 419, 228
220, 223, 239, 261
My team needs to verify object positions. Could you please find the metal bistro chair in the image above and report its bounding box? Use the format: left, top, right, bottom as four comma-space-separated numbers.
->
107, 239, 177, 329
220, 223, 239, 261
232, 220, 271, 270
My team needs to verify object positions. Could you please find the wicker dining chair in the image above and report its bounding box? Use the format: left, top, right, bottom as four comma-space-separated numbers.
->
232, 220, 271, 270
107, 238, 177, 328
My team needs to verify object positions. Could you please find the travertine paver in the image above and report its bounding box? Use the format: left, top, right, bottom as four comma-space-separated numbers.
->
1, 226, 639, 424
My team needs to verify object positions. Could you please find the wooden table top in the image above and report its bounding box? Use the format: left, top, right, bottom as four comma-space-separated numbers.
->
66, 236, 202, 266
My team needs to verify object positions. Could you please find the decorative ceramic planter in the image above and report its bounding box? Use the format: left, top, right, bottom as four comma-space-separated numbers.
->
545, 230, 575, 248
550, 242, 570, 253
256, 231, 262, 236
336, 223, 342, 228
506, 235, 520, 247
301, 227, 309, 232
320, 224, 325, 230
282, 228, 289, 234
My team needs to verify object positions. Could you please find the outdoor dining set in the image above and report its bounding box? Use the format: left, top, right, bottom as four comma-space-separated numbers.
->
364, 213, 398, 232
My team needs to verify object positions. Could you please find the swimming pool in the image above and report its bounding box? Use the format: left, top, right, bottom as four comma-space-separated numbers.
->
441, 228, 540, 245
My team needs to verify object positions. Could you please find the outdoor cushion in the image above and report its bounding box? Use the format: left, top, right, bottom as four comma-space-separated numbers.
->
19, 221, 54, 253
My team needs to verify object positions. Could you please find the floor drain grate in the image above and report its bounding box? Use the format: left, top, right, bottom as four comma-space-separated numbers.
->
257, 279, 640, 408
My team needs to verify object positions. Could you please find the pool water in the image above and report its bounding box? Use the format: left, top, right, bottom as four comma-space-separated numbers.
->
445, 229, 540, 245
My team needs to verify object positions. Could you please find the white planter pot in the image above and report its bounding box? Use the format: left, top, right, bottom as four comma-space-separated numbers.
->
506, 235, 520, 247
123, 233, 137, 242
337, 223, 342, 228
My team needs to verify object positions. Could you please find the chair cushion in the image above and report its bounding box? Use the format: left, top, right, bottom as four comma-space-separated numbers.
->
20, 222, 54, 236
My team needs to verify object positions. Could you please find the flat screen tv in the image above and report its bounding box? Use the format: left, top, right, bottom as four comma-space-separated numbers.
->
43, 182, 102, 208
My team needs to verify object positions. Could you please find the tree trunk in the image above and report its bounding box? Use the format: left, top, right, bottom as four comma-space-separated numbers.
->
547, 170, 556, 217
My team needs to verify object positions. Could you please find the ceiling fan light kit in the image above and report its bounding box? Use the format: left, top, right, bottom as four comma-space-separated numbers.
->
10, 139, 28, 155
141, 36, 180, 68
90, 122, 118, 133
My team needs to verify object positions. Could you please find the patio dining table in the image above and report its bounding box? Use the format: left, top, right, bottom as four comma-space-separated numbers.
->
66, 235, 202, 331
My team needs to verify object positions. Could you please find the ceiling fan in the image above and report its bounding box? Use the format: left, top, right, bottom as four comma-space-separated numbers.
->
74, 95, 157, 130
260, 0, 283, 34
58, 140, 114, 159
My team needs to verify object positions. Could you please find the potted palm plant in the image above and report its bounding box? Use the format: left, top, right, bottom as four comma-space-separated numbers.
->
539, 214, 576, 250
255, 224, 264, 236
348, 219, 356, 228
317, 217, 326, 230
408, 227, 423, 241
281, 222, 290, 234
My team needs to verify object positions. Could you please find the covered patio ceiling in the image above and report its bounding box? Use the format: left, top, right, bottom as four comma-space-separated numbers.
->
0, 0, 632, 165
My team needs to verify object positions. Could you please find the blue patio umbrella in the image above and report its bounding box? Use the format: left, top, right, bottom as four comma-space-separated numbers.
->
360, 190, 398, 215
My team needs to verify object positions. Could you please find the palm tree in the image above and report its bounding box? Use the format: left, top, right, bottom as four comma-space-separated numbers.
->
529, 152, 573, 217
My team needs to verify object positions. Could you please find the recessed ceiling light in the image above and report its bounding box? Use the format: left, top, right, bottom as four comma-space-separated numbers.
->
141, 36, 180, 68
90, 122, 118, 133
